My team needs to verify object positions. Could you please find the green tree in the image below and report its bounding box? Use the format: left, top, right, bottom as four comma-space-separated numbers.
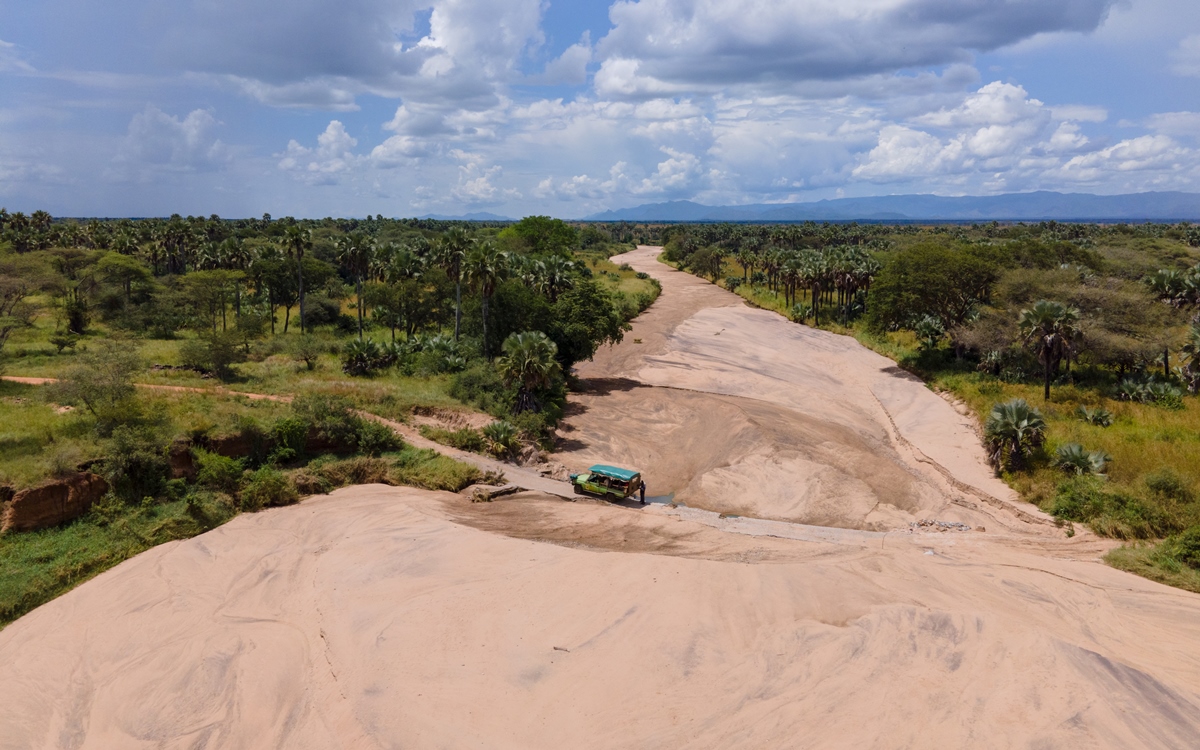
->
501, 216, 578, 256
283, 225, 311, 333
866, 243, 1000, 331
1019, 300, 1080, 400
548, 278, 630, 370
435, 227, 471, 340
498, 331, 562, 413
336, 230, 374, 339
48, 340, 143, 434
96, 252, 151, 307
464, 240, 508, 358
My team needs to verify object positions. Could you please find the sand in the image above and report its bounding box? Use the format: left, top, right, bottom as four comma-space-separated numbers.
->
3, 246, 1200, 748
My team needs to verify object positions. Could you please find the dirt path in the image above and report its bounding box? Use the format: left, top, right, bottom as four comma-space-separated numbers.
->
4, 248, 1200, 747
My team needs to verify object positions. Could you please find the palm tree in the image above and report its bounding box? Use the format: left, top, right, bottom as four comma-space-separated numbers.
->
436, 227, 472, 340
498, 331, 561, 413
1019, 300, 1080, 400
464, 240, 508, 358
537, 255, 576, 302
283, 225, 311, 334
336, 230, 374, 339
984, 399, 1046, 472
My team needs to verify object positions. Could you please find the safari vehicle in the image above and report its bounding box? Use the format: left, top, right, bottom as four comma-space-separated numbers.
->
569, 464, 645, 503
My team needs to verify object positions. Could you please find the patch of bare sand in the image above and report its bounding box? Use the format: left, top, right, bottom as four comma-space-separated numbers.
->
563, 246, 1046, 532
3, 486, 1199, 749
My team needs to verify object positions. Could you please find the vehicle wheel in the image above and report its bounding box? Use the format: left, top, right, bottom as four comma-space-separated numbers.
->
573, 484, 584, 495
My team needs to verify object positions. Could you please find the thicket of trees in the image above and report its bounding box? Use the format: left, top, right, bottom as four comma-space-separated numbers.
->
0, 210, 649, 436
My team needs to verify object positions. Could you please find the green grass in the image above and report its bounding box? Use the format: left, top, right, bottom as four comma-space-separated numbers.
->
389, 446, 489, 491
0, 495, 234, 627
1105, 545, 1200, 594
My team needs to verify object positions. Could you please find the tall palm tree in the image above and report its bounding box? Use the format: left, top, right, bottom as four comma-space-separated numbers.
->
1019, 299, 1081, 400
464, 240, 508, 358
283, 224, 311, 334
336, 230, 374, 339
498, 331, 561, 413
436, 227, 471, 340
538, 255, 576, 302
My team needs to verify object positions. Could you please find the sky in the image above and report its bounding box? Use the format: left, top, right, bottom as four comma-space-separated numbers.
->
1, 0, 1199, 219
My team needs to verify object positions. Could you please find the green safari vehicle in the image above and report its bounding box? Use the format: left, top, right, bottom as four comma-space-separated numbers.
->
569, 464, 645, 503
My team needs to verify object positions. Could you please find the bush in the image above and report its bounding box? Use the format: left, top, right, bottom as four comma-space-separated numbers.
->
1151, 526, 1200, 570
291, 394, 360, 449
1076, 406, 1114, 427
239, 466, 299, 511
1052, 443, 1110, 476
342, 338, 386, 376
195, 449, 245, 494
289, 334, 326, 371
420, 425, 486, 452
180, 331, 246, 381
316, 456, 392, 487
984, 399, 1046, 472
102, 426, 170, 502
355, 419, 403, 456
1049, 477, 1178, 539
450, 362, 512, 414
46, 340, 142, 436
1145, 468, 1195, 505
270, 416, 309, 462
389, 447, 483, 492
482, 420, 520, 459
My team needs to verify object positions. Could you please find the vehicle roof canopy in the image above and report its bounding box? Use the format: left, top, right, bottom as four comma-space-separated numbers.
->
588, 464, 640, 482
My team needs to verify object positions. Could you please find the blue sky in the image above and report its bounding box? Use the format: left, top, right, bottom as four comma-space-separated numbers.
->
1, 0, 1199, 218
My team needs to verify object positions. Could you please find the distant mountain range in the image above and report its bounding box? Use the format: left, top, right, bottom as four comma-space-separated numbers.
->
417, 211, 514, 222
581, 192, 1200, 222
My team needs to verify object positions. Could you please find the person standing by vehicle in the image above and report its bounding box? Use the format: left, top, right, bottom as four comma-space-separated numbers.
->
639, 481, 646, 504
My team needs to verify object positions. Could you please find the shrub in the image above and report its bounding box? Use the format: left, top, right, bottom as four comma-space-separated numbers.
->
102, 426, 169, 502
1052, 443, 1110, 477
289, 469, 333, 496
1145, 468, 1195, 505
289, 334, 326, 371
449, 362, 512, 414
984, 399, 1046, 472
239, 466, 299, 511
180, 331, 246, 381
355, 419, 403, 456
1076, 406, 1114, 427
1151, 526, 1200, 570
914, 315, 945, 352
46, 340, 142, 436
291, 394, 360, 449
1049, 477, 1178, 539
195, 449, 245, 494
342, 338, 386, 376
389, 447, 482, 492
270, 415, 309, 462
316, 456, 392, 486
420, 425, 486, 452
482, 420, 520, 459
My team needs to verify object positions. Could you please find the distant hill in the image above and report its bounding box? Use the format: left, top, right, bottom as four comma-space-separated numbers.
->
582, 192, 1200, 222
417, 212, 514, 222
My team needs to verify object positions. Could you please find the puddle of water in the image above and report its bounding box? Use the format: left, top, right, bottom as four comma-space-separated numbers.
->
644, 493, 678, 506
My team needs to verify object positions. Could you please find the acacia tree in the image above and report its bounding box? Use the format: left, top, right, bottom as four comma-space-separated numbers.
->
1019, 299, 1080, 401
464, 240, 508, 358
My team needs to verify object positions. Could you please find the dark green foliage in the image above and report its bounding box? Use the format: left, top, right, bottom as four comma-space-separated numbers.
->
239, 466, 299, 510
420, 425, 486, 452
449, 362, 513, 414
180, 331, 246, 381
342, 338, 386, 376
867, 243, 1000, 331
482, 420, 520, 458
502, 216, 578, 256
270, 416, 308, 461
1052, 443, 1110, 476
1050, 477, 1179, 539
389, 447, 483, 491
354, 419, 403, 456
195, 449, 245, 494
290, 394, 360, 450
101, 426, 170, 502
984, 399, 1046, 471
549, 278, 629, 369
1152, 526, 1200, 570
1145, 468, 1195, 505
